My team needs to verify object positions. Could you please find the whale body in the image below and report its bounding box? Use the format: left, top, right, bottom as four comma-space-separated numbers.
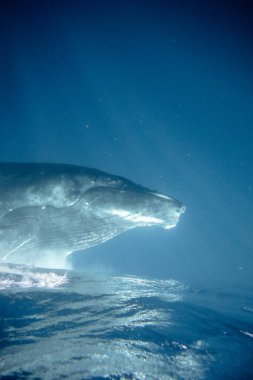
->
0, 163, 185, 268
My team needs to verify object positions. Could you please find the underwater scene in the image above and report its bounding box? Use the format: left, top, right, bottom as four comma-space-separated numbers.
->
0, 1, 253, 379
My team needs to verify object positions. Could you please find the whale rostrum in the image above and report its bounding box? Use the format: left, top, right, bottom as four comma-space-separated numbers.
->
0, 163, 185, 268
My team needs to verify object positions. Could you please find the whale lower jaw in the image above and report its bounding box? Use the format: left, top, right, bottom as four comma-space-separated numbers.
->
163, 223, 178, 230
110, 209, 164, 225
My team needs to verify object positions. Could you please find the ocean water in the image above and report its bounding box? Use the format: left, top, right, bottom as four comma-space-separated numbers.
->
0, 1, 253, 379
0, 264, 252, 380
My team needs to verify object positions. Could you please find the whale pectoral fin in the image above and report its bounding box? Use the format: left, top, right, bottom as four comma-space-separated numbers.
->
1, 236, 35, 261
0, 208, 46, 261
0, 222, 35, 261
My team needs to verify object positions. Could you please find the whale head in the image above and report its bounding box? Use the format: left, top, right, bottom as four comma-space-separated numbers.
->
79, 185, 185, 231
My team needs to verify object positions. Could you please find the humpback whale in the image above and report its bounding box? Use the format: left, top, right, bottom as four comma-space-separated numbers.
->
0, 163, 185, 268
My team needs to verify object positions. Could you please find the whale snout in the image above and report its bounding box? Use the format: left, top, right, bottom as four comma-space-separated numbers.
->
180, 204, 186, 214
143, 190, 185, 230
161, 198, 186, 230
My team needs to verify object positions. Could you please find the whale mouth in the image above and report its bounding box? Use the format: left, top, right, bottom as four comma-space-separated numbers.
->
110, 209, 164, 225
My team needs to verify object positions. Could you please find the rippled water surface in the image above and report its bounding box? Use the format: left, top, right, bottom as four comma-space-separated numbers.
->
0, 265, 252, 380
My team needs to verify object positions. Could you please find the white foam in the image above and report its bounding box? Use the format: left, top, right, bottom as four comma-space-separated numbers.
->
0, 265, 68, 289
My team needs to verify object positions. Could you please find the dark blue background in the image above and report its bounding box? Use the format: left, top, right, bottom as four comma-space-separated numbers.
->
0, 0, 252, 288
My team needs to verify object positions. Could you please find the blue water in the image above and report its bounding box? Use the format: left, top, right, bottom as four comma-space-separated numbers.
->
0, 265, 252, 380
0, 1, 253, 378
